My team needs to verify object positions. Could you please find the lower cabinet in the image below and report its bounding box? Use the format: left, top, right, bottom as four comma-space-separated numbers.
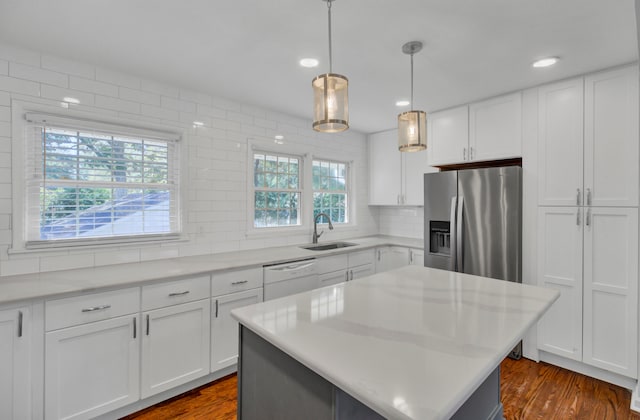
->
45, 314, 140, 420
375, 246, 410, 273
141, 299, 211, 398
317, 250, 375, 287
0, 305, 32, 420
211, 288, 263, 372
409, 248, 424, 266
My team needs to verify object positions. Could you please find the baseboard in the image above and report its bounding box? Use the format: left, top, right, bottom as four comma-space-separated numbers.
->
539, 351, 636, 390
631, 382, 640, 413
94, 365, 237, 420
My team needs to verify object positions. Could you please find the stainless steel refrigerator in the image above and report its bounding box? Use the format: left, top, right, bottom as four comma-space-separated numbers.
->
423, 166, 522, 356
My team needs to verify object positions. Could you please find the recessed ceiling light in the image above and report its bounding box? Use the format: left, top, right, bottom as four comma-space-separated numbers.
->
299, 58, 319, 68
532, 57, 559, 68
193, 121, 204, 127
396, 100, 410, 107
63, 97, 80, 104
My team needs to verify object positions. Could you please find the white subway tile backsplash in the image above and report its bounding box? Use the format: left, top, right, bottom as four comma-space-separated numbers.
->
42, 55, 95, 79
197, 104, 226, 118
70, 76, 118, 97
140, 104, 179, 121
40, 253, 95, 272
0, 92, 9, 106
0, 75, 40, 96
0, 106, 9, 122
0, 60, 7, 75
161, 96, 196, 113
96, 67, 141, 89
94, 249, 141, 266
0, 122, 10, 138
141, 79, 180, 98
0, 152, 10, 168
180, 89, 212, 106
95, 95, 141, 114
40, 85, 95, 106
119, 87, 161, 106
0, 257, 39, 276
0, 43, 40, 66
10, 62, 68, 88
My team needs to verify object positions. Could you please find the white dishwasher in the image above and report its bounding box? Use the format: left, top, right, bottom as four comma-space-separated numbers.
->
263, 259, 318, 300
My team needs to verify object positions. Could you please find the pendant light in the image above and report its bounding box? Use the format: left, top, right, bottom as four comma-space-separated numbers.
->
312, 0, 349, 133
398, 41, 426, 152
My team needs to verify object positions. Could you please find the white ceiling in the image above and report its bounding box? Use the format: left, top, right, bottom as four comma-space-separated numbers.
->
0, 0, 637, 133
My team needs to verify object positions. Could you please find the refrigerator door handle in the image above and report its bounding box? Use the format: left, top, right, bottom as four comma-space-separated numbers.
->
456, 196, 464, 273
449, 196, 457, 271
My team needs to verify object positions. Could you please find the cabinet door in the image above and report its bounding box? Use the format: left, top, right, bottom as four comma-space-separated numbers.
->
45, 315, 139, 420
349, 263, 374, 280
469, 92, 522, 162
141, 299, 210, 398
368, 130, 402, 205
538, 78, 584, 206
583, 207, 638, 377
584, 66, 639, 207
427, 106, 469, 166
212, 288, 263, 372
537, 207, 583, 361
375, 246, 410, 273
409, 248, 424, 266
319, 270, 348, 287
0, 307, 30, 420
403, 150, 438, 206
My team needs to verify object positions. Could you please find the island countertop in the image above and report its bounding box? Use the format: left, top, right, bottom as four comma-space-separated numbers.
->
232, 265, 559, 420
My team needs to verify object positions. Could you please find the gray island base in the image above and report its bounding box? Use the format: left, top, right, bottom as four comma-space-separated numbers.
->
238, 326, 503, 420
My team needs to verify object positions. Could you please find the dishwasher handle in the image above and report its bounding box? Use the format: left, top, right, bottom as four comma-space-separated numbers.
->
268, 261, 315, 272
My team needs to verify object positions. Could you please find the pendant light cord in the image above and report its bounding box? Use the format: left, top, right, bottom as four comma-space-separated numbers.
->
327, 0, 333, 73
410, 53, 414, 109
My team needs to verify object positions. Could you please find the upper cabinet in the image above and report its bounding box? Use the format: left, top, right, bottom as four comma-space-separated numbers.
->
368, 129, 437, 206
538, 66, 639, 207
428, 93, 522, 166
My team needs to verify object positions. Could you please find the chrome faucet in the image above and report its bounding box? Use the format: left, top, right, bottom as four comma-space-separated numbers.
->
312, 212, 334, 244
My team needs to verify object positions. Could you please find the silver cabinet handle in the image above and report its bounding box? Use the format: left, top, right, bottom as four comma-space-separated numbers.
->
350, 270, 354, 281
587, 188, 592, 206
409, 250, 413, 265
133, 317, 137, 339
345, 271, 349, 282
463, 148, 467, 160
215, 300, 219, 318
397, 195, 400, 205
168, 290, 190, 297
81, 304, 111, 313
577, 188, 581, 206
577, 210, 581, 226
271, 262, 314, 272
469, 147, 474, 160
449, 197, 458, 271
456, 196, 464, 272
377, 250, 381, 261
146, 314, 150, 336
586, 208, 591, 227
231, 280, 248, 285
17, 311, 23, 338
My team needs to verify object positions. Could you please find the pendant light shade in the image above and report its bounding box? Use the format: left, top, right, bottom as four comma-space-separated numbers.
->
313, 0, 349, 133
398, 41, 426, 152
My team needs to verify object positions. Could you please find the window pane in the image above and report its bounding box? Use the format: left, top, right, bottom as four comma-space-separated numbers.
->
252, 151, 301, 228
312, 160, 348, 224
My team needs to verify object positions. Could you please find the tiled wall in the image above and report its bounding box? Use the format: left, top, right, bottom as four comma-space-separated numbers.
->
377, 207, 424, 240
0, 43, 378, 276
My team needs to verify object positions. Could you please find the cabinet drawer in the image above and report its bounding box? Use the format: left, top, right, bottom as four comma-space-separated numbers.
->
349, 250, 375, 267
142, 275, 210, 311
46, 287, 140, 331
316, 254, 348, 275
212, 267, 262, 297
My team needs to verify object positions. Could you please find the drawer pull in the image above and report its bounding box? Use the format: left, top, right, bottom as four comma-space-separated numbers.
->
231, 280, 248, 285
133, 317, 137, 339
17, 311, 23, 338
81, 304, 111, 313
146, 314, 150, 336
215, 299, 219, 318
168, 291, 190, 297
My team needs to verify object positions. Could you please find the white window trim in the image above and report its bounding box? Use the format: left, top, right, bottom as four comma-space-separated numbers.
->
245, 138, 358, 238
10, 99, 188, 252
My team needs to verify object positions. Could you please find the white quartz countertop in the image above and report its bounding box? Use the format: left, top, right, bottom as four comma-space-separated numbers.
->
0, 236, 422, 304
232, 265, 559, 420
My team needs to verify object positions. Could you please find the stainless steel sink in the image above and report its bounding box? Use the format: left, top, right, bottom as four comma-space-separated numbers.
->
300, 242, 357, 251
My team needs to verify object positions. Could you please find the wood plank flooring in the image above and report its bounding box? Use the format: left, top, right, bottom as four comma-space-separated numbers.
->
123, 358, 640, 420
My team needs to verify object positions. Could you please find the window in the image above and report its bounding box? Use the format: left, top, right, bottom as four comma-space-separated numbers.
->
24, 113, 180, 245
252, 152, 301, 228
312, 159, 348, 224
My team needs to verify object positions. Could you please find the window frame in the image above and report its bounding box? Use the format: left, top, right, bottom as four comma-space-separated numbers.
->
11, 101, 186, 252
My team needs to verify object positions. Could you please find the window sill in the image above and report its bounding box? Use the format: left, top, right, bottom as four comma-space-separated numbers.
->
9, 234, 188, 255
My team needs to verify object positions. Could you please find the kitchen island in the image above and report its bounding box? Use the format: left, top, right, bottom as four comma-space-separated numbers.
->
232, 265, 559, 420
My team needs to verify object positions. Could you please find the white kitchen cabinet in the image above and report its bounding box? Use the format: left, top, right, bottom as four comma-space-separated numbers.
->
317, 250, 375, 286
141, 299, 211, 398
211, 288, 262, 372
583, 207, 638, 377
0, 305, 32, 420
427, 105, 469, 166
538, 66, 638, 207
45, 315, 140, 420
537, 206, 638, 378
469, 92, 522, 162
368, 129, 436, 206
409, 248, 424, 266
428, 93, 522, 166
375, 246, 410, 273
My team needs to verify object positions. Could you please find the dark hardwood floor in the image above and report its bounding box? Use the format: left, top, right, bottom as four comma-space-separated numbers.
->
123, 358, 640, 420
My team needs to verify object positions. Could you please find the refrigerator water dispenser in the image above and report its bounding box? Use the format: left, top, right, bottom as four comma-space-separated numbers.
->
429, 221, 450, 256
